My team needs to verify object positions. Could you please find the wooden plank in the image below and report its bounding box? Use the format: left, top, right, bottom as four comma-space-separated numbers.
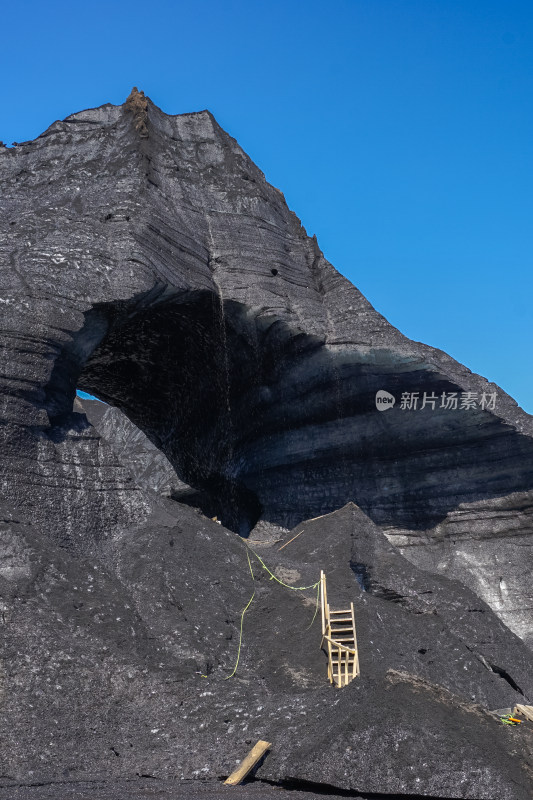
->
327, 607, 334, 685
351, 602, 360, 678
344, 648, 348, 686
320, 571, 326, 636
278, 528, 305, 551
224, 740, 272, 786
307, 510, 338, 522
322, 635, 356, 653
513, 704, 533, 722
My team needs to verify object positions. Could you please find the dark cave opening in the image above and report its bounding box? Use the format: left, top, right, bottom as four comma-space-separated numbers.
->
46, 284, 324, 535
74, 287, 272, 534
43, 282, 533, 537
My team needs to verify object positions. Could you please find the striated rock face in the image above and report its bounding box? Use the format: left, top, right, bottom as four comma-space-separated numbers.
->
390, 494, 533, 646
1, 89, 533, 795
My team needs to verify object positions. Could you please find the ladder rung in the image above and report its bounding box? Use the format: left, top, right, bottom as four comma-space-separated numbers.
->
330, 609, 352, 614
330, 627, 353, 633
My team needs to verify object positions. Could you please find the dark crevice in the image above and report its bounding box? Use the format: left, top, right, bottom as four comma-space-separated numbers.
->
253, 776, 468, 799
350, 562, 407, 606
371, 587, 407, 605
350, 562, 370, 592
489, 663, 525, 696
463, 640, 527, 699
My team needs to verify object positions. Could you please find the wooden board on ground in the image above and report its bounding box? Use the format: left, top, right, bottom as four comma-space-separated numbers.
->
513, 704, 533, 722
224, 740, 272, 786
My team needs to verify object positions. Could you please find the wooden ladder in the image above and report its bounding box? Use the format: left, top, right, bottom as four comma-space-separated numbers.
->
320, 570, 360, 687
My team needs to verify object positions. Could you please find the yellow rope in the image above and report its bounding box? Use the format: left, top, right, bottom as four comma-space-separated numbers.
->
247, 545, 320, 591
246, 545, 321, 628
224, 550, 256, 679
306, 579, 321, 630
224, 544, 321, 679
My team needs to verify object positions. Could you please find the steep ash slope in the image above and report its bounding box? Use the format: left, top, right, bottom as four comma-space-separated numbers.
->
1, 499, 533, 798
270, 503, 533, 707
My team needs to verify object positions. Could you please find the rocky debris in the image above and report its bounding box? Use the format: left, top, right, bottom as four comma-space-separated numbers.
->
1, 92, 533, 796
124, 86, 149, 138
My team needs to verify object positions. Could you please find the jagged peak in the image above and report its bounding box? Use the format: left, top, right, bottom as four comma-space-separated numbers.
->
124, 86, 149, 138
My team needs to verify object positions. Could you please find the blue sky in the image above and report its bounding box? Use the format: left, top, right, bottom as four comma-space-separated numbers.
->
2, 0, 532, 412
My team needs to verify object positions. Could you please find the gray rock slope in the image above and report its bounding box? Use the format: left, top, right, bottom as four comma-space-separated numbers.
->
1, 89, 533, 796
78, 396, 190, 499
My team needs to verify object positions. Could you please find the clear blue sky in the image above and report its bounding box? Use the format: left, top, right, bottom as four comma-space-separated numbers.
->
2, 1, 532, 412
